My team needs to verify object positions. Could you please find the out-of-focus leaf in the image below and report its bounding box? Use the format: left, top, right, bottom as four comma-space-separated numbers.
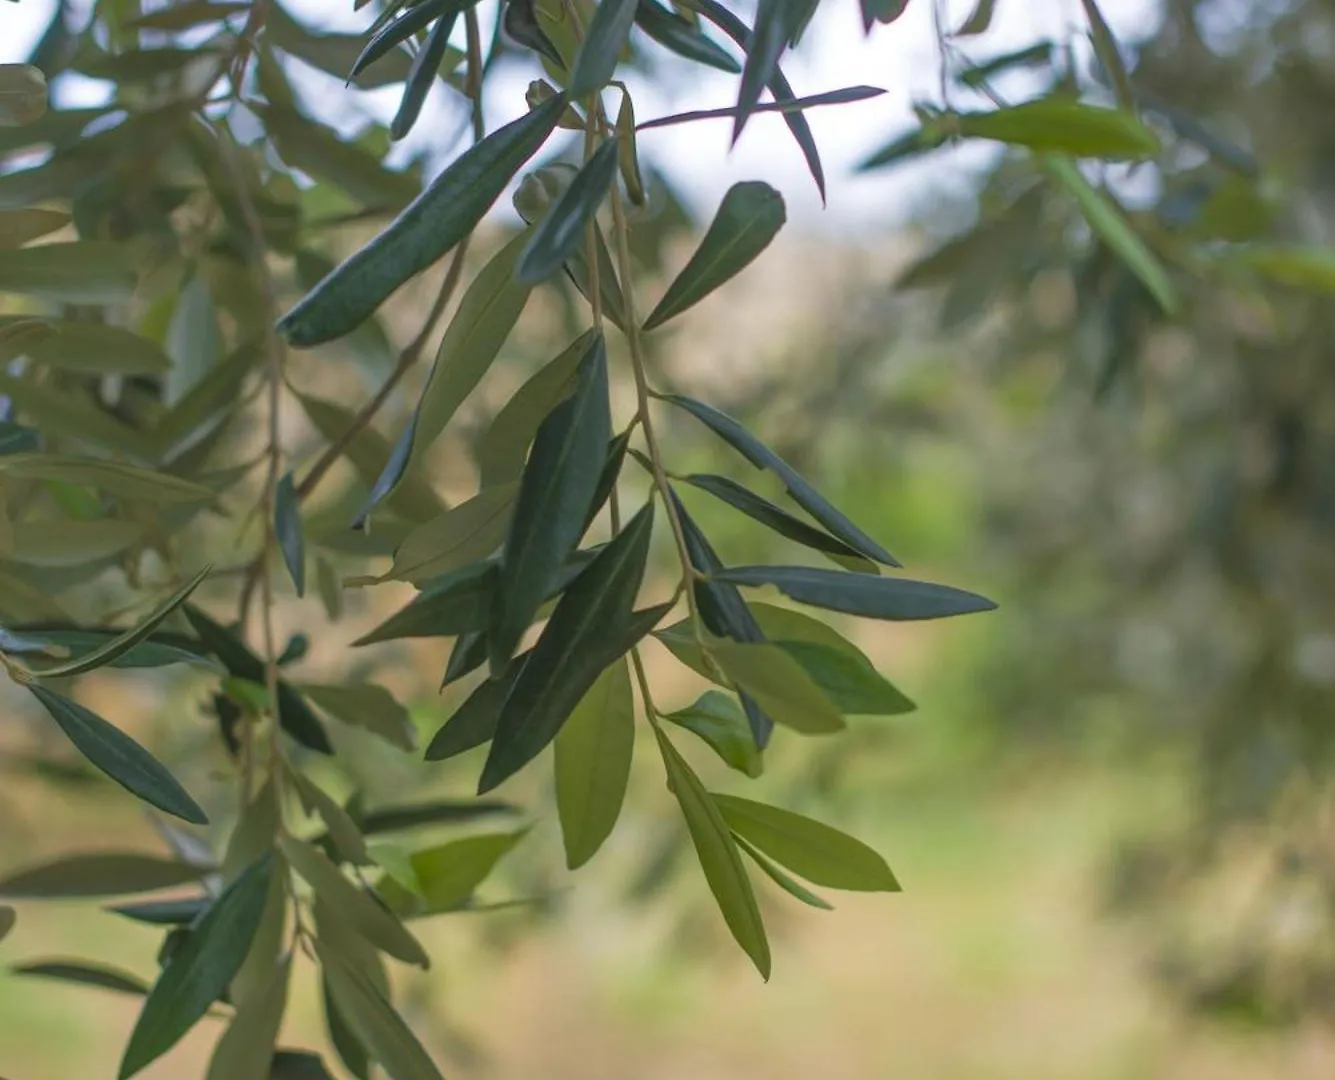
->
953, 0, 995, 35
480, 502, 655, 792
555, 658, 635, 869
13, 960, 149, 996
0, 241, 135, 303
0, 421, 38, 455
713, 794, 900, 891
300, 683, 417, 753
855, 123, 949, 172
128, 1, 249, 30
517, 140, 619, 284
0, 854, 205, 899
10, 321, 169, 376
28, 687, 210, 825
0, 63, 46, 125
666, 396, 898, 565
165, 274, 223, 406
275, 473, 305, 597
489, 334, 610, 671
316, 557, 343, 621
267, 4, 415, 89
955, 100, 1158, 159
1081, 0, 1133, 111
204, 956, 291, 1080
270, 1050, 339, 1080
634, 0, 740, 74
643, 182, 784, 329
0, 454, 214, 503
1045, 154, 1178, 314
280, 836, 429, 968
956, 40, 1054, 88
119, 855, 276, 1079
664, 690, 764, 777
278, 96, 566, 348
0, 374, 156, 460
0, 904, 13, 942
1229, 245, 1335, 293
34, 564, 211, 678
0, 207, 68, 246
4, 518, 141, 568
655, 727, 770, 978
291, 770, 370, 866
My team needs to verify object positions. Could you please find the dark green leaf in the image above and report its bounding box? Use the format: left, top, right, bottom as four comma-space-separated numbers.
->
479, 503, 659, 792
516, 140, 620, 284
323, 977, 371, 1080
733, 834, 832, 908
0, 420, 37, 455
664, 690, 764, 777
108, 896, 209, 926
681, 0, 825, 197
279, 96, 566, 347
712, 565, 996, 620
280, 837, 429, 969
118, 854, 276, 1079
35, 564, 212, 678
489, 334, 610, 670
636, 85, 886, 131
570, 0, 639, 95
582, 428, 633, 533
956, 41, 1055, 88
665, 395, 898, 565
275, 472, 305, 597
682, 473, 875, 569
300, 683, 417, 753
357, 560, 497, 645
390, 10, 457, 141
655, 727, 770, 978
555, 658, 635, 868
29, 687, 209, 825
503, 0, 564, 67
353, 0, 471, 79
0, 854, 205, 899
643, 182, 784, 329
425, 655, 522, 761
953, 0, 994, 34
271, 1051, 339, 1080
13, 960, 149, 997
615, 94, 646, 204
1081, 0, 1134, 112
183, 605, 334, 754
316, 945, 445, 1080
17, 629, 212, 672
855, 124, 950, 172
712, 794, 899, 891
731, 0, 795, 143
635, 0, 740, 74
859, 0, 909, 29
0, 373, 156, 460
358, 798, 520, 835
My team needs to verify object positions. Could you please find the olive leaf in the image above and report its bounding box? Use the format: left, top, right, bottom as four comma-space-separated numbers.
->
711, 565, 998, 621
569, 0, 638, 95
516, 140, 620, 284
390, 10, 458, 141
0, 854, 206, 899
664, 690, 764, 778
275, 472, 305, 597
634, 0, 741, 74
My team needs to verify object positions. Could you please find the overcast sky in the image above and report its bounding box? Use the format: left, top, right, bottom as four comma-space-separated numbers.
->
1, 0, 1161, 231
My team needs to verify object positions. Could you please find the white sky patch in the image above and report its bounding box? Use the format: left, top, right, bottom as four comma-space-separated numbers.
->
1, 0, 1162, 232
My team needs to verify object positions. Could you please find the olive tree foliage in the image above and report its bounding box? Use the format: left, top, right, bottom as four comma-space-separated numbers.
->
0, 0, 1204, 1075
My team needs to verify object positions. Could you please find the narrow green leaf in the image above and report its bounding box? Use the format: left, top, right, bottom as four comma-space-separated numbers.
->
712, 794, 899, 891
489, 334, 610, 670
655, 728, 770, 978
5, 518, 142, 568
378, 832, 527, 916
0, 374, 156, 461
323, 975, 371, 1080
707, 637, 845, 735
569, 0, 638, 95
480, 502, 657, 792
0, 241, 135, 303
0, 904, 13, 942
636, 85, 886, 132
953, 0, 995, 35
13, 960, 149, 997
300, 683, 417, 754
555, 658, 635, 868
955, 100, 1158, 159
107, 896, 208, 926
385, 484, 516, 585
634, 0, 740, 74
119, 854, 276, 1079
184, 605, 333, 755
731, 0, 796, 143
664, 690, 764, 777
280, 836, 429, 969
35, 564, 211, 678
748, 602, 915, 715
358, 798, 520, 834
682, 472, 875, 570
517, 140, 620, 284
279, 96, 567, 347
424, 658, 522, 761
665, 395, 898, 565
316, 557, 343, 621
1045, 154, 1177, 313
352, 0, 471, 79
275, 473, 305, 597
712, 565, 996, 621
356, 560, 497, 646
682, 0, 825, 196
0, 854, 205, 899
268, 4, 415, 89
316, 945, 445, 1080
643, 181, 785, 330
16, 629, 211, 672
412, 232, 534, 458
204, 956, 292, 1080
732, 834, 832, 909
475, 330, 594, 488
0, 454, 214, 503
0, 420, 37, 455
0, 207, 68, 247
16, 321, 171, 376
615, 94, 645, 205
29, 687, 209, 825
291, 769, 370, 866
390, 10, 458, 140
1229, 245, 1335, 292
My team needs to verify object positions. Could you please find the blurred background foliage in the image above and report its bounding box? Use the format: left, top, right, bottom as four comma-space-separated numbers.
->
4, 0, 1335, 1077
